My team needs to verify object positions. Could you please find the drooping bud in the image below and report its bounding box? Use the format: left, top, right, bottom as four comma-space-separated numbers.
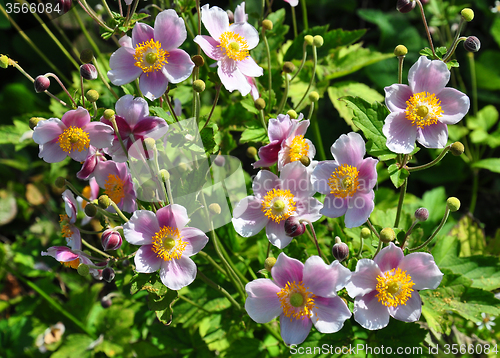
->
313, 35, 324, 47
304, 35, 314, 46
360, 227, 371, 239
461, 8, 474, 22
284, 216, 306, 237
54, 177, 66, 188
0, 55, 9, 69
308, 91, 319, 102
299, 156, 310, 167
331, 238, 349, 262
264, 257, 277, 271
85, 89, 99, 103
283, 61, 295, 73
80, 49, 94, 64
103, 109, 115, 120
77, 263, 89, 276
254, 98, 266, 110
84, 203, 97, 217
192, 55, 205, 67
397, 0, 416, 13
262, 19, 273, 31
29, 117, 45, 130
246, 146, 258, 158
34, 75, 50, 93
80, 64, 98, 80
414, 207, 429, 222
394, 45, 408, 57
450, 141, 465, 156
213, 155, 225, 167
380, 227, 396, 243
101, 228, 123, 251
209, 203, 222, 215
101, 296, 112, 308
193, 79, 206, 92
463, 36, 481, 52
446, 197, 461, 212
287, 109, 298, 119
102, 267, 115, 283
98, 195, 111, 209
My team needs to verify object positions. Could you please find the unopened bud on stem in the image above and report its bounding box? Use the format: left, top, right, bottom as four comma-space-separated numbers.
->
450, 142, 465, 156
446, 197, 461, 212
394, 45, 408, 57
397, 0, 416, 13
414, 207, 429, 222
264, 257, 277, 271
380, 228, 396, 243
34, 75, 50, 93
284, 216, 306, 237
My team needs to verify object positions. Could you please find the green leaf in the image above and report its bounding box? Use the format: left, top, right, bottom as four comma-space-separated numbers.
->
200, 124, 220, 154
449, 215, 485, 256
149, 290, 178, 325
472, 158, 500, 173
130, 272, 168, 296
223, 338, 263, 358
388, 163, 409, 188
240, 126, 268, 144
240, 96, 260, 114
467, 105, 499, 131
50, 334, 94, 358
0, 190, 17, 226
149, 106, 175, 124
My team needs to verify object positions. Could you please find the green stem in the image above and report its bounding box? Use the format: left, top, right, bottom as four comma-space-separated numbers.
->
263, 322, 282, 342
294, 45, 317, 110
290, 6, 298, 38
409, 207, 450, 252
101, 0, 115, 18
109, 115, 129, 160
302, 219, 329, 264
290, 42, 308, 82
262, 30, 273, 114
201, 84, 222, 130
394, 178, 407, 228
277, 73, 290, 115
178, 294, 212, 313
197, 250, 228, 277
165, 93, 179, 123
78, 0, 114, 31
397, 56, 405, 84
408, 146, 451, 172
400, 220, 417, 250
259, 109, 267, 132
469, 170, 478, 214
467, 52, 478, 116
416, 0, 436, 58
109, 201, 129, 223
443, 37, 467, 63
92, 58, 120, 100
366, 219, 380, 239
82, 239, 113, 259
442, 14, 465, 62
45, 73, 77, 107
196, 269, 242, 311
72, 7, 104, 65
310, 104, 326, 161
234, 253, 258, 280
301, 0, 309, 30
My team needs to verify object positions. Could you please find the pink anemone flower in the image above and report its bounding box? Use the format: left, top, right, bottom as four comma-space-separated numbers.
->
93, 161, 137, 213
232, 161, 322, 249
76, 147, 107, 180
123, 204, 209, 290
383, 56, 470, 154
245, 252, 352, 345
107, 10, 195, 100
346, 242, 443, 330
61, 189, 81, 250
101, 95, 168, 162
78, 177, 100, 226
194, 4, 263, 97
284, 0, 299, 6
32, 107, 114, 163
312, 132, 377, 228
41, 246, 101, 278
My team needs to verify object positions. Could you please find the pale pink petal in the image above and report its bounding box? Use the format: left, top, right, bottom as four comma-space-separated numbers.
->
268, 114, 294, 142
357, 158, 378, 192
331, 132, 366, 167
123, 210, 160, 245
344, 191, 374, 228
180, 227, 209, 256
154, 9, 187, 50
41, 246, 79, 262
284, 0, 299, 6
162, 49, 194, 83
232, 196, 268, 237
115, 95, 149, 127
32, 118, 64, 144
119, 35, 132, 48
398, 253, 443, 290
289, 119, 310, 137
271, 253, 304, 288
389, 292, 422, 322
159, 255, 197, 290
416, 121, 448, 148
234, 2, 248, 23
38, 141, 68, 163
229, 22, 259, 49
295, 197, 322, 222
193, 35, 224, 60
281, 161, 313, 198
68, 146, 90, 162
266, 220, 292, 249
62, 189, 78, 221
437, 87, 470, 124
61, 107, 90, 128
384, 84, 413, 113
280, 314, 312, 345
409, 56, 450, 94
303, 257, 351, 297
312, 161, 338, 194
253, 141, 281, 168
132, 22, 155, 47
236, 57, 263, 77
245, 279, 282, 323
252, 170, 279, 198
85, 122, 114, 149
139, 71, 169, 100
134, 245, 162, 273
133, 117, 168, 139
353, 291, 390, 330
200, 4, 229, 40
312, 296, 351, 333
383, 111, 418, 154
218, 61, 251, 95
108, 47, 143, 86
320, 194, 348, 218
346, 259, 381, 297
248, 76, 259, 100
156, 204, 190, 229
374, 242, 404, 272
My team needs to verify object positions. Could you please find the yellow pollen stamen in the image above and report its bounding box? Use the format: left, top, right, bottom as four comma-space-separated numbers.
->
375, 268, 415, 307
288, 135, 309, 162
218, 31, 249, 61
405, 92, 443, 128
59, 214, 73, 238
61, 258, 80, 269
151, 226, 187, 261
277, 281, 316, 322
328, 164, 359, 198
134, 39, 169, 74
57, 126, 90, 154
261, 188, 296, 223
104, 174, 126, 204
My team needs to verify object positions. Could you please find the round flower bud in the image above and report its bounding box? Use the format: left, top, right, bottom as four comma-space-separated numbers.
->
122, 259, 130, 267
29, 117, 45, 130
394, 45, 408, 57
450, 141, 465, 156
85, 89, 99, 103
98, 195, 111, 209
77, 263, 89, 276
299, 155, 310, 167
84, 203, 97, 217
461, 8, 474, 22
160, 169, 170, 181
0, 55, 9, 69
283, 61, 295, 74
103, 109, 115, 120
80, 49, 94, 64
80, 64, 98, 80
380, 227, 396, 243
332, 242, 349, 262
209, 203, 222, 215
246, 146, 258, 158
101, 296, 112, 308
414, 207, 429, 222
193, 79, 206, 93
304, 35, 314, 46
213, 155, 225, 167
102, 267, 115, 283
264, 257, 277, 272
262, 19, 273, 31
192, 55, 205, 67
397, 0, 416, 13
313, 35, 324, 47
57, 0, 72, 14
143, 137, 156, 150
463, 36, 481, 53
446, 197, 461, 212
284, 216, 306, 237
101, 228, 123, 251
54, 176, 66, 188
287, 109, 298, 119
360, 227, 372, 239
254, 98, 266, 110
308, 91, 319, 102
34, 75, 50, 93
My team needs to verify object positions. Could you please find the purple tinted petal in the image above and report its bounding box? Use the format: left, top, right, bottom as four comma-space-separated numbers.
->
85, 122, 114, 149
252, 170, 279, 198
108, 47, 143, 86
384, 84, 413, 113
266, 220, 292, 249
253, 141, 281, 168
193, 35, 224, 60
159, 255, 197, 290
268, 114, 293, 142
162, 49, 194, 83
398, 253, 443, 290
344, 191, 374, 228
115, 95, 149, 127
62, 107, 90, 129
353, 291, 390, 330
320, 194, 348, 218
383, 111, 417, 154
119, 35, 132, 48
42, 246, 79, 262
389, 292, 422, 322
123, 210, 159, 245
134, 245, 162, 273
312, 296, 351, 333
156, 204, 189, 229
180, 227, 209, 256
139, 71, 169, 100
154, 9, 187, 50
68, 147, 90, 162
218, 61, 251, 95
374, 242, 404, 272
280, 315, 312, 345
281, 161, 313, 198
303, 257, 351, 297
236, 56, 263, 77
232, 196, 268, 237
245, 279, 282, 323
132, 22, 155, 47
416, 121, 448, 149
62, 189, 78, 221
200, 4, 229, 40
295, 197, 323, 223
409, 56, 450, 94
32, 118, 64, 144
234, 2, 248, 23
357, 158, 378, 192
38, 140, 68, 163
133, 117, 168, 139
229, 22, 259, 50
436, 88, 470, 124
312, 161, 338, 194
331, 132, 366, 167
284, 0, 299, 6
248, 76, 259, 100
272, 252, 304, 287
346, 259, 381, 298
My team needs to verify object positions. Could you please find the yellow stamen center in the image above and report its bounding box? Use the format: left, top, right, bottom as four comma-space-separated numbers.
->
151, 226, 187, 261
405, 92, 443, 128
218, 31, 249, 61
328, 164, 359, 198
59, 214, 73, 238
277, 281, 316, 321
61, 258, 80, 269
375, 268, 415, 307
104, 174, 126, 204
261, 188, 296, 223
289, 135, 310, 162
57, 126, 90, 154
134, 39, 169, 74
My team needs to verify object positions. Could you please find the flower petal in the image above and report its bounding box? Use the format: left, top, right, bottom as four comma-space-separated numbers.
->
200, 4, 229, 40
252, 170, 279, 198
123, 210, 159, 245
384, 84, 413, 113
132, 22, 155, 47
236, 56, 263, 78
266, 220, 292, 249
353, 290, 390, 330
312, 161, 338, 195
303, 257, 351, 297
134, 245, 162, 273
139, 71, 169, 100
312, 296, 351, 333
154, 9, 187, 50
295, 197, 323, 222
279, 314, 312, 345
156, 204, 190, 229
38, 141, 68, 163
320, 194, 348, 218
409, 56, 450, 94
374, 242, 404, 272
397, 252, 443, 290
232, 196, 268, 237
357, 158, 378, 192
272, 252, 304, 288
61, 107, 90, 129
389, 292, 422, 322
383, 111, 418, 154
218, 60, 251, 95
159, 255, 197, 290
331, 132, 366, 167
229, 22, 259, 50
268, 114, 294, 142
281, 161, 314, 198
437, 88, 470, 124
32, 118, 64, 145
162, 49, 194, 83
115, 95, 149, 127
108, 47, 143, 86
253, 141, 281, 168
346, 259, 381, 298
180, 227, 209, 256
234, 2, 248, 23
85, 122, 114, 149
245, 279, 282, 323
416, 121, 448, 149
344, 191, 374, 228
193, 35, 224, 60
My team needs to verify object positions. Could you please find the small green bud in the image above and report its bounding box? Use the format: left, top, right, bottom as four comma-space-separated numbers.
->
247, 146, 258, 158
98, 195, 111, 209
380, 228, 396, 243
394, 45, 408, 57
143, 137, 156, 150
77, 263, 90, 276
103, 109, 115, 120
283, 61, 295, 74
55, 177, 66, 188
308, 91, 319, 102
264, 257, 277, 271
29, 117, 45, 130
178, 162, 189, 173
299, 155, 310, 167
287, 109, 298, 119
160, 169, 170, 181
84, 203, 97, 217
461, 8, 474, 22
446, 197, 461, 212
313, 35, 324, 47
209, 203, 222, 215
262, 19, 273, 31
192, 55, 205, 67
85, 89, 99, 103
193, 79, 206, 93
80, 49, 94, 64
0, 55, 9, 69
360, 227, 371, 239
304, 35, 314, 46
450, 142, 465, 156
254, 98, 266, 111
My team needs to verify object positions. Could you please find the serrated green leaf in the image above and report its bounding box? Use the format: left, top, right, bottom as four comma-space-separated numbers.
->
449, 215, 485, 256
388, 163, 409, 188
240, 96, 260, 114
240, 126, 268, 144
471, 158, 500, 173
50, 334, 94, 358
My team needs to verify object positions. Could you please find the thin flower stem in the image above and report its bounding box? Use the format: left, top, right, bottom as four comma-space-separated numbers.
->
262, 30, 273, 114
409, 207, 450, 252
302, 219, 329, 264
178, 294, 212, 313
443, 37, 467, 63
408, 146, 451, 172
400, 220, 417, 250
45, 73, 77, 108
290, 42, 308, 82
196, 269, 242, 311
118, 0, 123, 17
277, 73, 290, 115
109, 201, 129, 223
416, 0, 436, 58
79, 228, 106, 235
356, 235, 364, 258
181, 13, 196, 41
266, 242, 271, 258
109, 115, 129, 161
294, 45, 317, 110
234, 253, 258, 280
366, 219, 380, 239
101, 0, 114, 18
467, 52, 478, 116
72, 7, 105, 65
301, 0, 309, 30
80, 76, 85, 108
259, 109, 267, 132
92, 58, 120, 100
373, 238, 383, 257
92, 102, 98, 119
165, 93, 180, 123
82, 239, 113, 259
469, 170, 478, 214
125, 0, 140, 27
310, 103, 326, 161
197, 250, 228, 277
78, 0, 114, 32
263, 323, 282, 343
397, 56, 405, 84
290, 6, 298, 38
443, 15, 465, 62
394, 178, 407, 228
201, 84, 222, 130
